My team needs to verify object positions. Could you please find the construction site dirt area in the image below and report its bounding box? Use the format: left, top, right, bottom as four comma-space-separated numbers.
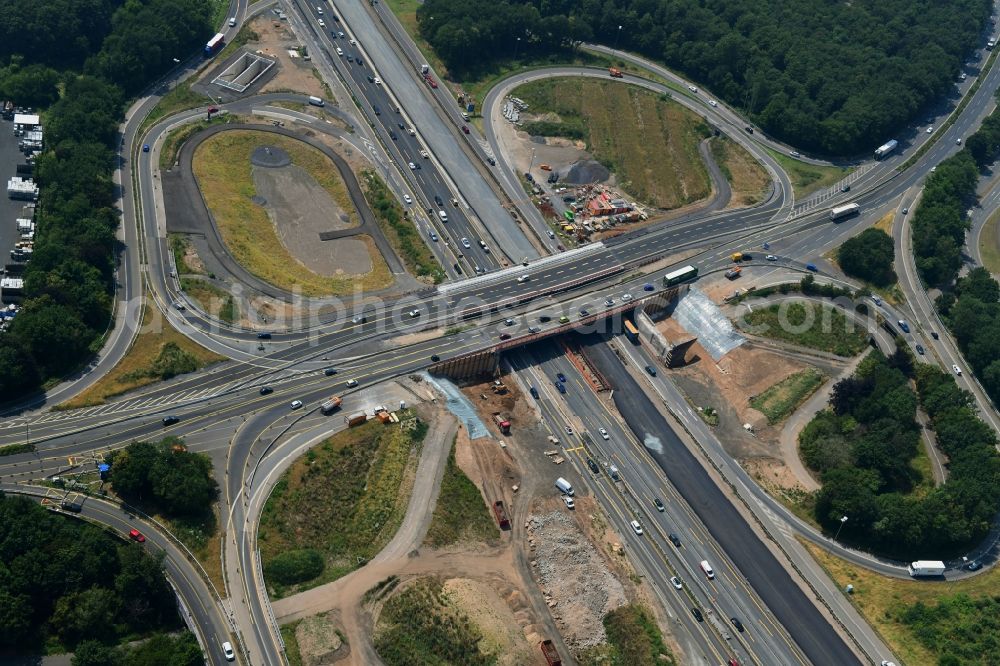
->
249, 15, 329, 98
660, 318, 820, 453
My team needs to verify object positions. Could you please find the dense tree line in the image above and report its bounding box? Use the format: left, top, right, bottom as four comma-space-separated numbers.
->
0, 0, 122, 68
938, 267, 1000, 406
838, 228, 896, 287
417, 0, 990, 154
804, 353, 1000, 558
0, 493, 181, 651
72, 633, 203, 666
0, 0, 213, 401
913, 93, 1000, 288
107, 438, 218, 517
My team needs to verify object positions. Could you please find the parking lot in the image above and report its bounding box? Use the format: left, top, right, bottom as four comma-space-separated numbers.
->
0, 105, 40, 306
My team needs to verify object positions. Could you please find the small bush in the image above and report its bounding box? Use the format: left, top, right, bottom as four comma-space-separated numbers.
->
266, 549, 325, 586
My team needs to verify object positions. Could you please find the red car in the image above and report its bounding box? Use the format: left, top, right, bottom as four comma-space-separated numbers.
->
461, 125, 470, 134
128, 528, 146, 543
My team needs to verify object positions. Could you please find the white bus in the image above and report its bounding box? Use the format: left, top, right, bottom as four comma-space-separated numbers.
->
663, 265, 698, 286
829, 203, 860, 221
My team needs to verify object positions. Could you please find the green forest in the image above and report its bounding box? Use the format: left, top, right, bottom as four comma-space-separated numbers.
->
0, 493, 190, 657
802, 351, 1000, 558
0, 0, 214, 401
417, 0, 990, 154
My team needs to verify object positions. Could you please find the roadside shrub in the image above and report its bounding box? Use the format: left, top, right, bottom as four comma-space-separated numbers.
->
266, 549, 325, 586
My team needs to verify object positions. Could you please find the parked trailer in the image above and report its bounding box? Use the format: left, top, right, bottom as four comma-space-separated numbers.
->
204, 33, 226, 56
320, 396, 342, 415
345, 411, 366, 427
492, 501, 511, 529
539, 639, 562, 666
829, 203, 860, 221
663, 265, 698, 286
908, 560, 946, 577
874, 139, 898, 160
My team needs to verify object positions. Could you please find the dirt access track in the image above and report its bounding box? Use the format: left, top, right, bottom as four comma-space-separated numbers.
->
162, 123, 403, 301
271, 375, 648, 665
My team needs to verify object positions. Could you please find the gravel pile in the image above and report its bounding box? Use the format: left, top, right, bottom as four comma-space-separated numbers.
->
564, 159, 610, 184
526, 511, 626, 650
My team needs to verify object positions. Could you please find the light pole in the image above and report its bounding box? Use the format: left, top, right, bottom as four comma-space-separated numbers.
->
614, 25, 622, 51
514, 37, 521, 61
529, 147, 536, 172
834, 515, 848, 541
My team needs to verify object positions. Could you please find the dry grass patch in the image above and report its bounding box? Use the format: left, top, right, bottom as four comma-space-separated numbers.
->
180, 278, 237, 323
514, 77, 711, 209
710, 136, 769, 206
873, 210, 895, 235
802, 539, 1000, 666
59, 304, 225, 409
192, 130, 391, 296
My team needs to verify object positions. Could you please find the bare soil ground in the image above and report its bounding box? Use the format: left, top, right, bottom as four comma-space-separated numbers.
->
659, 323, 818, 463
441, 577, 538, 665
295, 611, 346, 666
252, 165, 370, 277
251, 16, 328, 98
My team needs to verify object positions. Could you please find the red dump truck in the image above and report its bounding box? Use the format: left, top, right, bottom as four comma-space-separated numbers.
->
345, 411, 366, 427
540, 640, 562, 666
492, 413, 510, 434
609, 67, 623, 78
492, 501, 511, 529
320, 396, 342, 415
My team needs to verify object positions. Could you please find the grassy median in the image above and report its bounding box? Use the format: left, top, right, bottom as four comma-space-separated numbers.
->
765, 148, 851, 198
739, 302, 870, 357
258, 415, 427, 598
192, 130, 392, 296
710, 136, 770, 206
58, 304, 225, 409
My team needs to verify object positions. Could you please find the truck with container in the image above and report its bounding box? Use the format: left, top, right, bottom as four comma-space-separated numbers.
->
829, 203, 860, 221
204, 33, 226, 56
725, 267, 742, 280
874, 139, 898, 160
539, 639, 562, 666
907, 560, 945, 577
345, 411, 367, 427
731, 252, 744, 262
492, 413, 511, 434
320, 396, 342, 415
609, 67, 623, 78
492, 501, 511, 529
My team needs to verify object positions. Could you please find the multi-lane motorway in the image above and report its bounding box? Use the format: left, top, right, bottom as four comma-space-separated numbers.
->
7, 0, 1000, 663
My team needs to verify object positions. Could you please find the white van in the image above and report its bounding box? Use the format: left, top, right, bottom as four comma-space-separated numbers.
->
308, 96, 325, 107
228, 17, 236, 27
555, 477, 574, 496
699, 560, 715, 579
437, 210, 448, 222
